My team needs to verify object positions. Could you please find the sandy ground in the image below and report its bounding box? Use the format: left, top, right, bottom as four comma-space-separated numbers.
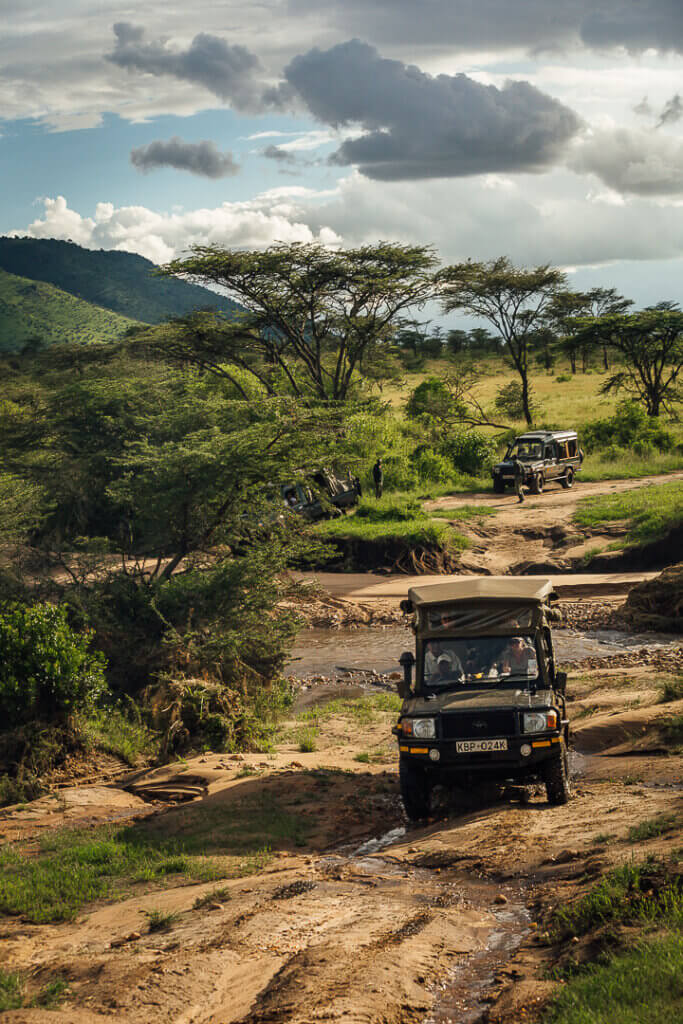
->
1, 662, 681, 1024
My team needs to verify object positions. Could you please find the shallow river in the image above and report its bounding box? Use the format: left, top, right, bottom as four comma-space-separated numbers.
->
287, 625, 678, 678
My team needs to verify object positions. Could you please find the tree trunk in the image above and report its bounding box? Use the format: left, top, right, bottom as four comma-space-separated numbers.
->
521, 372, 533, 425
602, 344, 609, 371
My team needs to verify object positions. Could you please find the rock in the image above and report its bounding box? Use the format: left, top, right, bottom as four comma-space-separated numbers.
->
208, 902, 224, 911
553, 848, 581, 864
493, 893, 508, 905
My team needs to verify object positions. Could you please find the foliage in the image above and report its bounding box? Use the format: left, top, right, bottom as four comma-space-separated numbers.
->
440, 256, 567, 424
579, 308, 683, 416
440, 429, 498, 476
74, 707, 159, 766
0, 602, 106, 728
543, 935, 683, 1024
583, 400, 674, 454
0, 236, 241, 325
0, 471, 46, 542
0, 268, 139, 353
158, 241, 440, 400
493, 379, 540, 420
406, 376, 462, 422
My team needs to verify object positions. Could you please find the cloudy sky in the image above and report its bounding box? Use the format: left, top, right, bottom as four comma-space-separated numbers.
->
2, 0, 683, 306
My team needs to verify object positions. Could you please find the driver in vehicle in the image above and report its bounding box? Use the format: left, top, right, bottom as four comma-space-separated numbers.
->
500, 636, 536, 675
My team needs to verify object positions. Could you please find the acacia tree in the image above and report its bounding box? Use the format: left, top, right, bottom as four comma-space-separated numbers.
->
578, 309, 683, 417
439, 258, 566, 424
157, 242, 440, 401
550, 287, 632, 373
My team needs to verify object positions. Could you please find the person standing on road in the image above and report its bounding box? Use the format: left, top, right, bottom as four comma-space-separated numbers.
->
512, 455, 527, 503
373, 458, 384, 499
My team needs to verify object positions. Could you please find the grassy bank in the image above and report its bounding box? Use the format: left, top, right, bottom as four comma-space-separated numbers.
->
574, 479, 683, 546
543, 859, 683, 1023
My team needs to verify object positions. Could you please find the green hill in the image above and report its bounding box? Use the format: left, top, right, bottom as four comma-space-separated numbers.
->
0, 237, 242, 324
0, 269, 141, 353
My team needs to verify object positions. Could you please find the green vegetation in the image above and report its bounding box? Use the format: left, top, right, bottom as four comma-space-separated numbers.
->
0, 602, 106, 728
74, 707, 159, 766
430, 504, 497, 520
628, 814, 679, 841
659, 676, 683, 702
0, 237, 241, 325
0, 268, 140, 352
143, 908, 181, 932
192, 886, 232, 910
574, 480, 683, 546
544, 935, 683, 1024
0, 969, 68, 1012
660, 714, 683, 750
299, 693, 402, 728
549, 860, 683, 941
297, 727, 318, 753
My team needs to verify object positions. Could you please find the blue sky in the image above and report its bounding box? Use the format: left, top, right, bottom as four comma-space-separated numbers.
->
2, 1, 683, 310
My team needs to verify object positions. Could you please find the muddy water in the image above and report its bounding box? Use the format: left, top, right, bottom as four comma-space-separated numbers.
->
287, 624, 679, 678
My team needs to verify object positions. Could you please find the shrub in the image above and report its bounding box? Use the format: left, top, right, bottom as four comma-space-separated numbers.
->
0, 602, 106, 728
583, 400, 674, 454
406, 377, 460, 421
412, 447, 454, 483
441, 430, 498, 476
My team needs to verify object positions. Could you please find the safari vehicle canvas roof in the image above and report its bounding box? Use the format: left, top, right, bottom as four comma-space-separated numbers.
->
516, 430, 577, 441
408, 577, 555, 607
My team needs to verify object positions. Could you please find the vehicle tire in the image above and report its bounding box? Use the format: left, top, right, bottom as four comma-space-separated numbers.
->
493, 478, 505, 494
560, 468, 574, 489
400, 759, 432, 821
543, 745, 571, 806
529, 473, 544, 494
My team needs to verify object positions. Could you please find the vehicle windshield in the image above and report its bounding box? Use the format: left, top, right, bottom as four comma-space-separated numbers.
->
421, 635, 539, 691
506, 440, 542, 460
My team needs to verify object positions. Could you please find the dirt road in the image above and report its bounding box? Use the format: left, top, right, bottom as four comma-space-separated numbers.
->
2, 664, 681, 1024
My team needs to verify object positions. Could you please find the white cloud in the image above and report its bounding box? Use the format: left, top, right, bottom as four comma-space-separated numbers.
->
569, 125, 683, 195
11, 192, 342, 263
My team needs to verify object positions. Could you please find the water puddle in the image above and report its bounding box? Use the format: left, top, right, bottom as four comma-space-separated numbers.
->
287, 625, 679, 679
424, 895, 530, 1024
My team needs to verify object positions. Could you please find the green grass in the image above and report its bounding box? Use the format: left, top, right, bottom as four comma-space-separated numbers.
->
75, 707, 159, 766
354, 752, 371, 763
549, 860, 683, 942
297, 727, 318, 753
0, 969, 68, 1012
574, 480, 683, 546
628, 814, 679, 842
299, 692, 402, 728
543, 935, 683, 1024
143, 908, 180, 932
314, 513, 470, 551
0, 810, 280, 924
430, 504, 498, 520
579, 451, 683, 482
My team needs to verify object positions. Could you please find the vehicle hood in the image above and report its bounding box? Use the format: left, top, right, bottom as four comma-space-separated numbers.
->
494, 459, 543, 471
405, 687, 555, 715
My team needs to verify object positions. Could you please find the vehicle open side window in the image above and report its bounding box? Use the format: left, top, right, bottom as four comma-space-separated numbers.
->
567, 439, 577, 457
544, 445, 553, 460
558, 442, 568, 460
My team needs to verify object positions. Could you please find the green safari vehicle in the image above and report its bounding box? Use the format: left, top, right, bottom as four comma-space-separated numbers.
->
394, 577, 570, 820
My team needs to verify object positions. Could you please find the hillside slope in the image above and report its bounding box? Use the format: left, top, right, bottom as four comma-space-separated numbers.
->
0, 237, 242, 324
0, 268, 140, 352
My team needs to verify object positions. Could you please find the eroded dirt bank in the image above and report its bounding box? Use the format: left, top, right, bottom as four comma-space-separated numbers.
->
1, 653, 681, 1024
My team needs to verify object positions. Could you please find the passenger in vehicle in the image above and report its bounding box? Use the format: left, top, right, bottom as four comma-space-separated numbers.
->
499, 637, 536, 675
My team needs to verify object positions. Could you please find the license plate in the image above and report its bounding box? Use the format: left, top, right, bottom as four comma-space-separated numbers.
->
456, 739, 508, 753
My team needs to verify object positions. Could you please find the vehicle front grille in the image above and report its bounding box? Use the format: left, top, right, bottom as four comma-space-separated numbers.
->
441, 711, 517, 739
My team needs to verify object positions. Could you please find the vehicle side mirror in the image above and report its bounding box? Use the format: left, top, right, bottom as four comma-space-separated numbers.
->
555, 670, 567, 694
399, 598, 413, 615
398, 650, 415, 698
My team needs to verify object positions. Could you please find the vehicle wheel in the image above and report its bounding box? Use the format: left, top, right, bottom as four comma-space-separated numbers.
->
400, 759, 432, 821
543, 745, 571, 806
560, 468, 574, 489
493, 478, 505, 494
529, 473, 544, 494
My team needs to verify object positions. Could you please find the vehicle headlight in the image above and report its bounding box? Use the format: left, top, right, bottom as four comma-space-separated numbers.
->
523, 711, 557, 733
411, 718, 436, 739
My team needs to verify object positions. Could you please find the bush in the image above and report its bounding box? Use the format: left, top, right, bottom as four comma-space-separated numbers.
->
0, 602, 106, 728
441, 430, 498, 476
412, 447, 454, 483
583, 400, 674, 454
406, 377, 460, 421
